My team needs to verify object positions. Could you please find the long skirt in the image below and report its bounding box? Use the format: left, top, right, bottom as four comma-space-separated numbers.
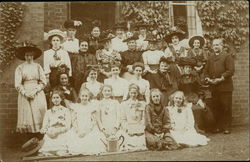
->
145, 131, 179, 150
170, 129, 210, 147
67, 127, 106, 155
16, 81, 47, 133
123, 133, 147, 151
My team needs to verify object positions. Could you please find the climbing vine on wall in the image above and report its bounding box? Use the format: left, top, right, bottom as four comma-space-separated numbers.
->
121, 1, 171, 37
197, 1, 249, 52
0, 2, 23, 73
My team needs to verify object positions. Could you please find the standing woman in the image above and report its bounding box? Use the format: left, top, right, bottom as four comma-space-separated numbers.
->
44, 29, 72, 88
15, 41, 47, 139
135, 22, 150, 52
88, 20, 101, 54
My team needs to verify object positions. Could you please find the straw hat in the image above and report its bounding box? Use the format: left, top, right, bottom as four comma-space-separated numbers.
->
189, 35, 205, 48
15, 41, 42, 61
20, 137, 44, 157
46, 29, 66, 41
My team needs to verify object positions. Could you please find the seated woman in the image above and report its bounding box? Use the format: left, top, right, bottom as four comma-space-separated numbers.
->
39, 90, 71, 156
167, 91, 210, 147
145, 89, 180, 151
79, 66, 103, 100
67, 88, 106, 155
96, 85, 125, 151
129, 62, 150, 103
53, 72, 78, 108
71, 38, 97, 93
120, 84, 147, 151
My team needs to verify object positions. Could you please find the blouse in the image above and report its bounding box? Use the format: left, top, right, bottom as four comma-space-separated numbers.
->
104, 77, 129, 100
129, 77, 150, 103
43, 48, 72, 76
111, 37, 128, 52
62, 38, 79, 54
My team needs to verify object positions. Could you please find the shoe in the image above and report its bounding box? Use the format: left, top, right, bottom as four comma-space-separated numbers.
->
223, 130, 231, 134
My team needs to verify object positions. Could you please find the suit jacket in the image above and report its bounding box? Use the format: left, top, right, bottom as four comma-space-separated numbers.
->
204, 51, 235, 92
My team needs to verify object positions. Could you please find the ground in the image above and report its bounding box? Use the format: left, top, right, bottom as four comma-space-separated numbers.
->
1, 125, 249, 162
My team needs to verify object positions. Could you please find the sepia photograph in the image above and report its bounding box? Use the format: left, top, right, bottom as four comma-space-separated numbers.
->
0, 1, 249, 161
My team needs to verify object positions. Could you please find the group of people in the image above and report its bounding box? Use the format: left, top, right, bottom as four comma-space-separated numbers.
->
15, 19, 235, 157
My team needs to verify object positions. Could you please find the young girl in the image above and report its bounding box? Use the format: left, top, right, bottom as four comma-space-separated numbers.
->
145, 89, 179, 151
167, 91, 210, 147
96, 85, 123, 149
120, 84, 147, 151
39, 90, 71, 156
79, 66, 103, 100
67, 88, 106, 155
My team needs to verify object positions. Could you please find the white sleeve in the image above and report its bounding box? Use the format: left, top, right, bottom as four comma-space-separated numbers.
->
43, 51, 51, 75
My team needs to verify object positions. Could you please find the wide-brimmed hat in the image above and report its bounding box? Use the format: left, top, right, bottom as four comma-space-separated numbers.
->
165, 26, 186, 43
99, 32, 115, 43
20, 137, 44, 157
123, 34, 139, 42
46, 29, 66, 41
189, 35, 205, 48
178, 57, 197, 67
113, 21, 128, 30
132, 62, 145, 71
15, 41, 42, 61
64, 20, 82, 29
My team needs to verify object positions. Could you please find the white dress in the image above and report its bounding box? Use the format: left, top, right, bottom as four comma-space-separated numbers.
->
111, 37, 128, 52
142, 50, 167, 71
79, 81, 103, 98
129, 77, 150, 103
104, 77, 129, 100
39, 106, 71, 154
67, 103, 106, 155
120, 99, 147, 151
62, 38, 79, 54
15, 62, 47, 133
167, 103, 210, 147
136, 35, 149, 51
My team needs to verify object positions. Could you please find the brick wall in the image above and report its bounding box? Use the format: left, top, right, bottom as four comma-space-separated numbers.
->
0, 2, 44, 151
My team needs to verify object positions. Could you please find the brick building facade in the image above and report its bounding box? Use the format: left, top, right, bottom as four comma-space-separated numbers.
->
0, 2, 249, 151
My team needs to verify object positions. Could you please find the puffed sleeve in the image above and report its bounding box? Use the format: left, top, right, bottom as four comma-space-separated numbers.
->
15, 65, 25, 96
43, 50, 51, 75
36, 64, 47, 92
63, 51, 72, 77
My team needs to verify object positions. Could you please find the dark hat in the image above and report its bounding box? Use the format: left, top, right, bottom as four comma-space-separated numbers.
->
178, 57, 197, 67
189, 35, 205, 48
113, 21, 128, 30
99, 31, 115, 43
159, 56, 174, 64
165, 26, 186, 43
132, 62, 145, 71
20, 137, 44, 157
64, 20, 82, 29
123, 34, 139, 42
15, 41, 42, 61
91, 20, 101, 29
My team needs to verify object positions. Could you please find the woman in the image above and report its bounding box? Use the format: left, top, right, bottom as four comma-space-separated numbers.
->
135, 22, 150, 52
44, 29, 72, 88
96, 31, 121, 82
71, 38, 97, 93
15, 41, 47, 139
88, 20, 101, 54
79, 66, 103, 100
142, 35, 168, 74
129, 62, 150, 103
145, 89, 180, 151
120, 84, 147, 151
120, 34, 143, 81
164, 26, 186, 62
111, 21, 128, 52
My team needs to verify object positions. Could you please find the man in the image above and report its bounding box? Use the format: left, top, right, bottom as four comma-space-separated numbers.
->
204, 38, 235, 134
144, 57, 178, 106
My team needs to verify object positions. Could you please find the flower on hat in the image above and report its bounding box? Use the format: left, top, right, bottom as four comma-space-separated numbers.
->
74, 20, 82, 27
126, 32, 133, 39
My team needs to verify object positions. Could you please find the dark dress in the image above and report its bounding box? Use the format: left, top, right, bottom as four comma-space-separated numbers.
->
71, 51, 97, 93
144, 70, 178, 106
145, 103, 179, 150
88, 36, 100, 54
168, 45, 186, 62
